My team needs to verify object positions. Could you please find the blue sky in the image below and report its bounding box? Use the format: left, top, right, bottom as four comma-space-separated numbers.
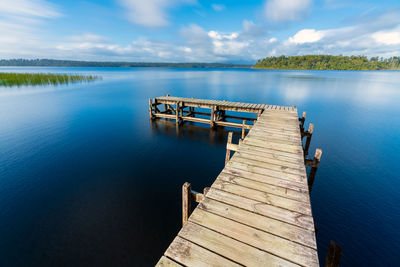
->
1, 0, 400, 63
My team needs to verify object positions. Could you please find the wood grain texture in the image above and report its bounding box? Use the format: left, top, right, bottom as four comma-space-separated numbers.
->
156, 100, 319, 267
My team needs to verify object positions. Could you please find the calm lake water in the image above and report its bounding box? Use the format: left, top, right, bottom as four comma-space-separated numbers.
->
0, 67, 399, 266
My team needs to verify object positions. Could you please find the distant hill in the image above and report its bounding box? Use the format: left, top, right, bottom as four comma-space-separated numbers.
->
254, 55, 400, 70
0, 59, 250, 68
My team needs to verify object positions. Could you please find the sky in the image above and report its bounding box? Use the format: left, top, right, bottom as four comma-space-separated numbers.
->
0, 0, 400, 63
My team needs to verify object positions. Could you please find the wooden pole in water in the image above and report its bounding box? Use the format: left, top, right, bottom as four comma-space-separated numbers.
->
308, 148, 322, 192
300, 111, 306, 132
210, 106, 215, 128
225, 132, 233, 165
149, 98, 153, 120
241, 120, 246, 140
325, 241, 342, 267
175, 101, 180, 126
304, 123, 314, 156
182, 182, 191, 226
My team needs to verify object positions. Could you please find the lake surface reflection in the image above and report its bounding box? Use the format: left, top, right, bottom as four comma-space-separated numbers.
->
0, 67, 399, 266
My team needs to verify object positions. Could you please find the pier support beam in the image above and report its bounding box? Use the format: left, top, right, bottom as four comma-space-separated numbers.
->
303, 123, 314, 156
210, 106, 215, 128
305, 148, 322, 192
225, 132, 233, 165
299, 111, 306, 132
182, 182, 191, 226
241, 120, 246, 140
325, 241, 342, 267
149, 98, 154, 120
182, 182, 209, 226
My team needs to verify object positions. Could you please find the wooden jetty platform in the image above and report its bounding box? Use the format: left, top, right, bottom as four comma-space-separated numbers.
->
150, 96, 339, 266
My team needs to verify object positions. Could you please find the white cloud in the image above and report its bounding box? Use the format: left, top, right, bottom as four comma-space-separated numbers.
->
269, 37, 277, 43
265, 0, 312, 22
211, 4, 225, 12
372, 27, 400, 45
289, 29, 325, 44
0, 0, 61, 58
118, 0, 197, 27
0, 0, 60, 18
69, 34, 108, 42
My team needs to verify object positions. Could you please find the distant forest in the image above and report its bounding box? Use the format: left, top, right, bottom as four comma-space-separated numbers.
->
254, 55, 400, 70
0, 59, 249, 68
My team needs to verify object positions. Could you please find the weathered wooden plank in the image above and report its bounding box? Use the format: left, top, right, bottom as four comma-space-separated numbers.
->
195, 200, 315, 249
205, 188, 314, 230
226, 161, 307, 184
180, 221, 298, 266
192, 205, 318, 266
242, 139, 303, 154
217, 172, 309, 202
238, 143, 304, 160
211, 180, 312, 215
164, 237, 241, 267
156, 256, 183, 266
247, 129, 302, 141
222, 167, 308, 192
234, 151, 306, 171
247, 132, 302, 145
230, 154, 306, 176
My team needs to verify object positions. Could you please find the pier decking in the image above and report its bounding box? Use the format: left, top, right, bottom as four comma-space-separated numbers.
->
152, 97, 320, 266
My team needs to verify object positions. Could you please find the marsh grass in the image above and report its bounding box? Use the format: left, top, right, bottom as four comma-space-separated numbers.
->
0, 72, 100, 87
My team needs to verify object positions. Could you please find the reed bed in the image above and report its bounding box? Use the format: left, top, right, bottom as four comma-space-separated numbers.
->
0, 72, 100, 87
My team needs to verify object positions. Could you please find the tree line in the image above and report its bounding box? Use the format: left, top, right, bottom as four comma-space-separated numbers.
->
253, 55, 400, 70
0, 59, 249, 68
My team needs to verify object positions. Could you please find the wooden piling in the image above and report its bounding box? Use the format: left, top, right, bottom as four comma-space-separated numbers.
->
241, 120, 246, 140
300, 111, 306, 132
325, 241, 342, 267
210, 106, 215, 128
149, 98, 153, 120
225, 132, 233, 165
182, 182, 191, 226
175, 101, 180, 126
304, 123, 314, 156
308, 148, 322, 192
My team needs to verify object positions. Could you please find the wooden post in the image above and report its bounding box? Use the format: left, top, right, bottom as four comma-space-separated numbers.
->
241, 120, 246, 140
225, 132, 233, 165
210, 106, 215, 128
149, 98, 153, 120
308, 148, 322, 192
175, 101, 180, 126
203, 187, 210, 196
182, 182, 191, 226
300, 111, 306, 132
304, 123, 314, 156
325, 241, 342, 267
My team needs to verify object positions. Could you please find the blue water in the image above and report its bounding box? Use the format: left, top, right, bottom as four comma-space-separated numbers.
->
0, 67, 399, 266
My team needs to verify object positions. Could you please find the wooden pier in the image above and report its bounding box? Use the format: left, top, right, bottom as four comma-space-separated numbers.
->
151, 96, 338, 266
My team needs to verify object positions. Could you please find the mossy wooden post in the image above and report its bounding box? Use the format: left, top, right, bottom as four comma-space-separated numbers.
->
241, 120, 246, 140
308, 148, 322, 192
148, 98, 153, 120
210, 106, 215, 128
182, 182, 191, 226
304, 123, 314, 156
225, 132, 233, 165
325, 241, 342, 267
